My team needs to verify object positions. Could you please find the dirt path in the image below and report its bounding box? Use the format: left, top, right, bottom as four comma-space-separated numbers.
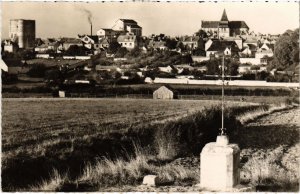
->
239, 107, 300, 191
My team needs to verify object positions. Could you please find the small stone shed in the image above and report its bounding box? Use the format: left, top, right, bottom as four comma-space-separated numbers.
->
153, 86, 176, 99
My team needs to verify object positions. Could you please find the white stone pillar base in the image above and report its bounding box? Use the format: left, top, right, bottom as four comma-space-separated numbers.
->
200, 135, 240, 190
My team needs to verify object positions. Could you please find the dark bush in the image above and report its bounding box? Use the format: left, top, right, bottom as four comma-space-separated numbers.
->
27, 64, 47, 78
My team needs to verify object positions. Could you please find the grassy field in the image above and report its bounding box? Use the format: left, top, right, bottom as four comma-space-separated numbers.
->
2, 98, 255, 190
2, 98, 297, 191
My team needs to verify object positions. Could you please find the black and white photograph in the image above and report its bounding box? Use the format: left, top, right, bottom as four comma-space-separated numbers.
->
1, 1, 299, 192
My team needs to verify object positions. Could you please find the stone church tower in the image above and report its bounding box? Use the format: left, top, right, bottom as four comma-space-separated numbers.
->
218, 9, 230, 38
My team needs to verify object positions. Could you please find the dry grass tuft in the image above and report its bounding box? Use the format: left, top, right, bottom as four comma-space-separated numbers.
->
29, 169, 68, 191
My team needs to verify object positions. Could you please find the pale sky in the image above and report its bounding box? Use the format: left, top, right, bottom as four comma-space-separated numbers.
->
1, 2, 299, 39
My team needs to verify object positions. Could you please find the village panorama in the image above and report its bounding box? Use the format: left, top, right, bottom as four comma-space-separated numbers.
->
1, 2, 299, 193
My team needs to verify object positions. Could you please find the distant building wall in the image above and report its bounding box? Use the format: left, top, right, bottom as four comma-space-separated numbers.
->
9, 19, 35, 49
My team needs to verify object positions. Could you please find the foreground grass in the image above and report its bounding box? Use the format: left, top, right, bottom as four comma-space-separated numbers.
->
29, 102, 295, 191
3, 98, 297, 191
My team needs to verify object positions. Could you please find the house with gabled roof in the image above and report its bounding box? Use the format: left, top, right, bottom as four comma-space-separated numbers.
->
206, 40, 240, 57
117, 33, 137, 50
148, 40, 167, 51
97, 28, 117, 40
179, 36, 200, 49
60, 38, 83, 51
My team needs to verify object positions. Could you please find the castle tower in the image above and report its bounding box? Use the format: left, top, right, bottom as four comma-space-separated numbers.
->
9, 19, 35, 49
218, 9, 230, 38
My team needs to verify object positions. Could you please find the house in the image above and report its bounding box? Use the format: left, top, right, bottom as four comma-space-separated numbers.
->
34, 39, 61, 53
153, 86, 174, 100
3, 40, 18, 53
222, 37, 243, 50
180, 36, 200, 50
194, 65, 208, 73
201, 9, 249, 38
240, 44, 257, 57
98, 38, 110, 49
80, 35, 102, 50
242, 37, 259, 47
95, 65, 121, 72
206, 40, 240, 57
148, 40, 167, 50
112, 19, 142, 37
158, 65, 174, 73
96, 28, 117, 40
192, 56, 210, 63
60, 38, 83, 51
255, 49, 273, 59
174, 64, 194, 73
238, 64, 251, 74
239, 58, 268, 65
117, 33, 137, 50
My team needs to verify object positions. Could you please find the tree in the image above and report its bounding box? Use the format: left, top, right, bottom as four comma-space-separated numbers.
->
108, 41, 121, 54
127, 46, 140, 58
165, 38, 178, 50
193, 47, 206, 56
272, 28, 299, 70
115, 47, 128, 58
65, 45, 87, 56
195, 29, 208, 38
27, 64, 47, 78
19, 49, 36, 60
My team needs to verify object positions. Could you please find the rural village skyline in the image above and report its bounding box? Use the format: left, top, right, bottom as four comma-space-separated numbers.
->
1, 2, 299, 38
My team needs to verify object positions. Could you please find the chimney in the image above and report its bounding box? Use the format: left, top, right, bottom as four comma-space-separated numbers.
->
90, 23, 93, 36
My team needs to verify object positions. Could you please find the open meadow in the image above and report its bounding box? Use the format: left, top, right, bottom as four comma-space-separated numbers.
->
2, 98, 298, 191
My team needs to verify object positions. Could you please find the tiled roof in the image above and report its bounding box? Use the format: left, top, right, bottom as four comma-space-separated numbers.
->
202, 20, 249, 30
245, 44, 257, 51
61, 38, 82, 44
127, 24, 142, 29
207, 40, 240, 52
201, 21, 219, 28
101, 28, 115, 32
120, 19, 137, 24
229, 21, 249, 29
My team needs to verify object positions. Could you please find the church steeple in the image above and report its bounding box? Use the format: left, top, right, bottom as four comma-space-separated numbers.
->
220, 9, 229, 21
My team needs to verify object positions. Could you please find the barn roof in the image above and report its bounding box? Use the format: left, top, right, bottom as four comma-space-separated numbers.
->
154, 86, 174, 94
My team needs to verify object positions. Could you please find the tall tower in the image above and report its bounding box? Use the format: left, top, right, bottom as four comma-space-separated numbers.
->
218, 9, 230, 38
9, 19, 36, 49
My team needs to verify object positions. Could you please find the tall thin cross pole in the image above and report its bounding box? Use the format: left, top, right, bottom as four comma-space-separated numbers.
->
221, 54, 225, 135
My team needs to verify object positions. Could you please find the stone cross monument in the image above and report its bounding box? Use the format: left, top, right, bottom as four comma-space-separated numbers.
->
199, 54, 241, 191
